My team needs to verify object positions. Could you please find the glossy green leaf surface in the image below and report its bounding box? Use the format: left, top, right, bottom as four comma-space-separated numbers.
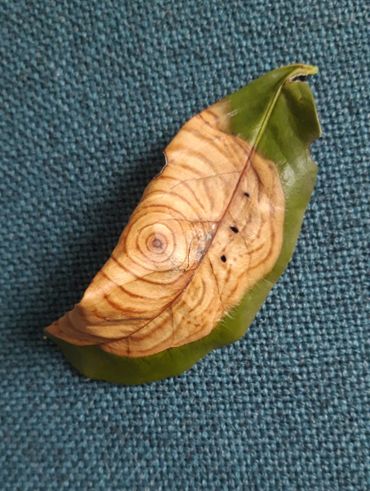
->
48, 64, 321, 384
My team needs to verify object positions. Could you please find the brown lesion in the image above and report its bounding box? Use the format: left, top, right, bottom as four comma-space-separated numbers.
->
46, 100, 285, 357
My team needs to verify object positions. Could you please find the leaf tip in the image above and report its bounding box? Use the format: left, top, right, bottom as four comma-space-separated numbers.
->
288, 64, 319, 81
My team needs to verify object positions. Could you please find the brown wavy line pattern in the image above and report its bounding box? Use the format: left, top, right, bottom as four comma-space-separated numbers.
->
47, 100, 285, 357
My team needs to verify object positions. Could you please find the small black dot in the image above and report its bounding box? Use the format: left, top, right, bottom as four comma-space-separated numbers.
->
220, 255, 227, 262
244, 192, 250, 198
230, 226, 239, 233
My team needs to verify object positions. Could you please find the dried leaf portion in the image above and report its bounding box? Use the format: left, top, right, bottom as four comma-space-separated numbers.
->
47, 101, 285, 357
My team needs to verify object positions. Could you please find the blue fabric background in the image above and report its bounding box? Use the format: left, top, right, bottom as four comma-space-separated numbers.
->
0, 1, 368, 489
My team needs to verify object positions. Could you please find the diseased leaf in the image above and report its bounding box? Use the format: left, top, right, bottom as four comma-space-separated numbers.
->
46, 64, 321, 384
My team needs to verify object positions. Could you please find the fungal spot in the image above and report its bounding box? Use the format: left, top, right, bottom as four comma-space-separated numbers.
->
152, 238, 163, 249
244, 192, 250, 198
230, 226, 239, 233
220, 255, 227, 263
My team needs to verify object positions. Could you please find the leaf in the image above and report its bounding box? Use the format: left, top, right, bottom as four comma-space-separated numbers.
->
46, 64, 321, 384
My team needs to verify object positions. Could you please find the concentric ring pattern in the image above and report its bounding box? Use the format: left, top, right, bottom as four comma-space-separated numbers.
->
47, 101, 285, 357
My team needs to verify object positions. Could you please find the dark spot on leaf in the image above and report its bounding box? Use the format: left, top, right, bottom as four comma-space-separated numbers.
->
152, 238, 163, 248
230, 226, 239, 233
244, 192, 250, 198
220, 255, 227, 262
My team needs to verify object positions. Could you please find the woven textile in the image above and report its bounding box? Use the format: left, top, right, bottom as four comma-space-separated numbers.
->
1, 1, 368, 489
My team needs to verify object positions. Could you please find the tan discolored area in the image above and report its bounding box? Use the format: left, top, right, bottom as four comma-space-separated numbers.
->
47, 101, 285, 357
